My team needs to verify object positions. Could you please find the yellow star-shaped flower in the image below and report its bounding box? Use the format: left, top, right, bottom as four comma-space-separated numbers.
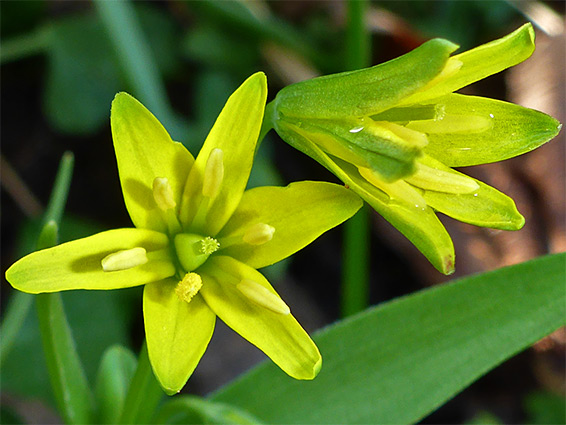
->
6, 73, 362, 394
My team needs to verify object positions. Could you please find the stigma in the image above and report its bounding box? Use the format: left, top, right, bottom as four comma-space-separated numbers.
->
175, 233, 220, 272
101, 247, 148, 272
175, 272, 203, 303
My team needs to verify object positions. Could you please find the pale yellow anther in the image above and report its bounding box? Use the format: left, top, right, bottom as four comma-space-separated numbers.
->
102, 247, 148, 272
236, 279, 290, 315
359, 166, 427, 210
243, 223, 275, 245
153, 177, 176, 211
175, 272, 203, 303
406, 162, 480, 194
202, 148, 224, 198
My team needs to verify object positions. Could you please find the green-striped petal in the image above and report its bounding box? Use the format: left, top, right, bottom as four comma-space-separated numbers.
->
272, 123, 455, 274
399, 24, 535, 105
179, 73, 267, 235
200, 256, 321, 380
218, 181, 362, 269
143, 280, 216, 395
6, 228, 175, 293
274, 38, 457, 119
408, 94, 561, 167
111, 92, 195, 233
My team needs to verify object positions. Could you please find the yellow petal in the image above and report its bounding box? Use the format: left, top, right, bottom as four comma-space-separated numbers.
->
179, 73, 267, 235
200, 256, 321, 380
111, 92, 194, 233
143, 280, 216, 395
6, 228, 175, 293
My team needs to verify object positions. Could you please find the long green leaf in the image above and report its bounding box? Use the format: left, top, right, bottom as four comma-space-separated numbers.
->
118, 342, 164, 424
36, 292, 94, 424
212, 253, 566, 424
32, 152, 94, 424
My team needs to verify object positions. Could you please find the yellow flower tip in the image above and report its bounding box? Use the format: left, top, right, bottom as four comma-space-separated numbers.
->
242, 223, 276, 245
101, 247, 148, 272
313, 355, 323, 378
162, 387, 180, 396
152, 177, 177, 211
200, 236, 220, 255
202, 148, 224, 199
442, 255, 455, 276
175, 272, 203, 303
237, 279, 290, 315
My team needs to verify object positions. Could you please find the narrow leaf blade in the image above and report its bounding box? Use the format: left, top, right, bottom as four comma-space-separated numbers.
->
212, 253, 566, 424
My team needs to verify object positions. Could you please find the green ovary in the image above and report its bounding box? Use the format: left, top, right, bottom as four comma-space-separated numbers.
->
174, 233, 220, 273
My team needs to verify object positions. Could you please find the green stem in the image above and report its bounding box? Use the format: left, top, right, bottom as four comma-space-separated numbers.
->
0, 292, 34, 368
32, 152, 95, 423
37, 292, 94, 424
44, 151, 74, 226
93, 0, 188, 142
119, 342, 164, 424
341, 0, 371, 318
0, 26, 50, 64
1, 152, 75, 368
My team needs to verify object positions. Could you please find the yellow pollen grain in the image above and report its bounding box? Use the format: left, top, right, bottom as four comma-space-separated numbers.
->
175, 272, 203, 303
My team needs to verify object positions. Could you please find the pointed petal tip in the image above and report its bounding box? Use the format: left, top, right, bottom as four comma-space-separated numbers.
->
243, 72, 268, 97
441, 255, 456, 276
511, 213, 526, 231
162, 385, 180, 396
297, 352, 322, 380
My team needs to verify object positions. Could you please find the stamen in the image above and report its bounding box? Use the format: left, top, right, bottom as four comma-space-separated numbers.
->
418, 58, 463, 93
202, 148, 224, 199
237, 279, 290, 315
243, 223, 275, 245
153, 177, 176, 211
405, 161, 480, 194
102, 247, 148, 272
358, 166, 427, 210
175, 272, 203, 303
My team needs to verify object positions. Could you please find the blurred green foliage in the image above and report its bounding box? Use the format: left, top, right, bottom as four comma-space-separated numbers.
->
2, 2, 562, 424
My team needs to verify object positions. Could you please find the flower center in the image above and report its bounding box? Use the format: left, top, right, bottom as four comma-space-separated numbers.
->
174, 233, 220, 272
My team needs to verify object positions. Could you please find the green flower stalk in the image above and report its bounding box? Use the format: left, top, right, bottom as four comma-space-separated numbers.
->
267, 23, 561, 274
6, 73, 362, 394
